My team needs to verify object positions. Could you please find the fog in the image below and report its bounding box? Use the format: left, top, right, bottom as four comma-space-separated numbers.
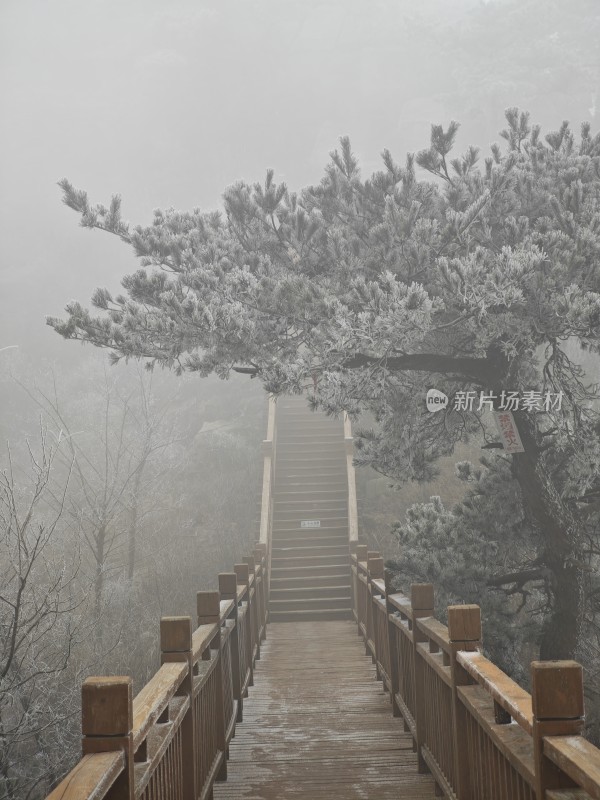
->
2, 0, 598, 362
1, 1, 599, 796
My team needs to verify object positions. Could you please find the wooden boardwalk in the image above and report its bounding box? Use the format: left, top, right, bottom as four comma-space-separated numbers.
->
214, 621, 436, 800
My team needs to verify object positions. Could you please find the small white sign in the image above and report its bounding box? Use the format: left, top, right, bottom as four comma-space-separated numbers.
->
493, 411, 525, 454
300, 520, 321, 528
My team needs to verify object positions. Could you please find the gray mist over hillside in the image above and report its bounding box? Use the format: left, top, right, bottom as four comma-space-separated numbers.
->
2, 2, 600, 796
1, 0, 599, 364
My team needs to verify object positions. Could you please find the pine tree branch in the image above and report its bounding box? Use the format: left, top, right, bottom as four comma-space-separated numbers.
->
340, 352, 496, 382
487, 567, 549, 588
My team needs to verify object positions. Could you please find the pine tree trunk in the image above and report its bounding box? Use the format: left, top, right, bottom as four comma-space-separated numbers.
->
511, 410, 583, 660
538, 560, 582, 660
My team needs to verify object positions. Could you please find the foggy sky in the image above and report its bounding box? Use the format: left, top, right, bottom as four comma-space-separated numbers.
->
1, 0, 598, 368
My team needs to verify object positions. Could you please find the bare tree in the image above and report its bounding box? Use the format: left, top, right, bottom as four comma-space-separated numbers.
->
0, 429, 83, 800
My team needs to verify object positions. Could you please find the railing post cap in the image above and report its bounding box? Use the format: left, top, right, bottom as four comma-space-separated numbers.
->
384, 568, 395, 592
531, 660, 584, 720
411, 583, 434, 612
356, 544, 368, 561
197, 590, 221, 618
234, 563, 250, 583
82, 676, 132, 736
367, 555, 384, 578
219, 572, 238, 594
160, 616, 192, 652
244, 555, 256, 572
447, 604, 481, 642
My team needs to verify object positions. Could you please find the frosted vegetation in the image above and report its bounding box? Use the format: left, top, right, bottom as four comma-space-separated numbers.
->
2, 0, 600, 796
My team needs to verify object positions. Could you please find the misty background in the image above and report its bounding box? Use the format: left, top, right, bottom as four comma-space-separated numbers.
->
1, 0, 599, 795
1, 0, 599, 366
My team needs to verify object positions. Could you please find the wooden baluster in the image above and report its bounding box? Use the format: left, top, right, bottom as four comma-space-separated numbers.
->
244, 555, 260, 661
234, 563, 254, 688
349, 542, 358, 624
197, 591, 228, 782
532, 660, 584, 798
411, 584, 434, 774
81, 677, 134, 800
253, 544, 267, 640
448, 604, 481, 800
368, 554, 384, 680
160, 616, 197, 800
384, 569, 401, 718
356, 544, 368, 638
255, 543, 268, 609
219, 573, 243, 723
366, 551, 380, 664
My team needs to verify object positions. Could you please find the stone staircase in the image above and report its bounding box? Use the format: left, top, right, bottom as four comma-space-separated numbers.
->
268, 396, 353, 622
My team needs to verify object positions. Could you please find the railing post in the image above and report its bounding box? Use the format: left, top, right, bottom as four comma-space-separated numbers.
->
253, 543, 268, 640
81, 677, 134, 800
234, 563, 254, 688
219, 573, 243, 723
411, 584, 434, 774
244, 555, 260, 661
384, 569, 401, 718
197, 591, 227, 781
160, 616, 197, 800
532, 660, 585, 798
349, 542, 358, 624
356, 544, 368, 641
368, 554, 384, 679
448, 604, 481, 800
366, 551, 380, 664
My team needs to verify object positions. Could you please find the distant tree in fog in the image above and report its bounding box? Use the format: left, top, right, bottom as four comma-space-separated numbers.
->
0, 432, 82, 799
49, 110, 600, 664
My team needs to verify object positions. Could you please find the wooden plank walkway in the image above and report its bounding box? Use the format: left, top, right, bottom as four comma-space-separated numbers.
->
214, 621, 436, 799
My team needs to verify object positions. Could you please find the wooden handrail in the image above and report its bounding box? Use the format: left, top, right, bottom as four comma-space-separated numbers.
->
351, 547, 600, 800
457, 649, 533, 734
44, 399, 276, 800
544, 737, 600, 799
343, 412, 359, 544
131, 662, 188, 751
46, 754, 125, 800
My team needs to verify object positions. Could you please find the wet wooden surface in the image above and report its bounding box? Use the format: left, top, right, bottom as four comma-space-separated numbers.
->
214, 621, 436, 799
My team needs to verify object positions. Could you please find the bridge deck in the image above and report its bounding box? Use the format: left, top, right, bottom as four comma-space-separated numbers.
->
214, 620, 436, 799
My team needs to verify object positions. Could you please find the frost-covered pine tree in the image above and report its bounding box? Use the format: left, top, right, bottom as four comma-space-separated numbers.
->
49, 110, 600, 660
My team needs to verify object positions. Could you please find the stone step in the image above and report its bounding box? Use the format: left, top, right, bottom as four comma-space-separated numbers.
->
268, 608, 353, 622
271, 533, 350, 548
269, 596, 352, 612
273, 511, 348, 525
276, 456, 345, 466
273, 518, 348, 532
269, 585, 352, 601
271, 554, 350, 570
275, 490, 347, 503
269, 563, 351, 579
275, 477, 347, 488
269, 573, 351, 589
272, 544, 350, 558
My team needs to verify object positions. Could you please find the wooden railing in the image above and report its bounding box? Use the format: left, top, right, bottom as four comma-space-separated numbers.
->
343, 412, 359, 546
48, 546, 269, 800
259, 396, 277, 598
351, 546, 600, 800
